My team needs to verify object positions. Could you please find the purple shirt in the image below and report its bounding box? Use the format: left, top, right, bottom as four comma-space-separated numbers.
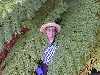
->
42, 42, 59, 65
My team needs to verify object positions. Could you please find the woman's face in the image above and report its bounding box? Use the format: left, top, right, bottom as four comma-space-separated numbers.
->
45, 26, 57, 39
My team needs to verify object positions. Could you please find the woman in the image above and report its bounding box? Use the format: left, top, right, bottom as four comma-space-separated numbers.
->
35, 21, 61, 75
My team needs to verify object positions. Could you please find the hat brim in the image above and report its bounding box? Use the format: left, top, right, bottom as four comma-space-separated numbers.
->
40, 22, 61, 34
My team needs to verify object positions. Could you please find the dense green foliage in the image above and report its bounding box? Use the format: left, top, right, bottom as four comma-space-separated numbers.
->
0, 0, 100, 75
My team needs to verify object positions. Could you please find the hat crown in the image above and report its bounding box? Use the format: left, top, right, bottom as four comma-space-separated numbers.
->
40, 22, 61, 34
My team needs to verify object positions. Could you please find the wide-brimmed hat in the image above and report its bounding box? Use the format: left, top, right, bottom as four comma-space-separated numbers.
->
40, 22, 61, 34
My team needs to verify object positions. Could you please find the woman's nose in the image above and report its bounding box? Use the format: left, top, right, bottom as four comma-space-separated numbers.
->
50, 31, 54, 35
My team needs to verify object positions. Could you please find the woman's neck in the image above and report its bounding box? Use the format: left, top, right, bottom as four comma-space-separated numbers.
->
48, 38, 55, 45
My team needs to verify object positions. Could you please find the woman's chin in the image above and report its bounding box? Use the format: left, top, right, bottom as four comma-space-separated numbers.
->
48, 36, 55, 38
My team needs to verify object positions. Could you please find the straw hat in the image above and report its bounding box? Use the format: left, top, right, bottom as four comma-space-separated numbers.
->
40, 22, 61, 34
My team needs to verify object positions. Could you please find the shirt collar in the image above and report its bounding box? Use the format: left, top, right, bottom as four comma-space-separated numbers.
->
47, 40, 55, 47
